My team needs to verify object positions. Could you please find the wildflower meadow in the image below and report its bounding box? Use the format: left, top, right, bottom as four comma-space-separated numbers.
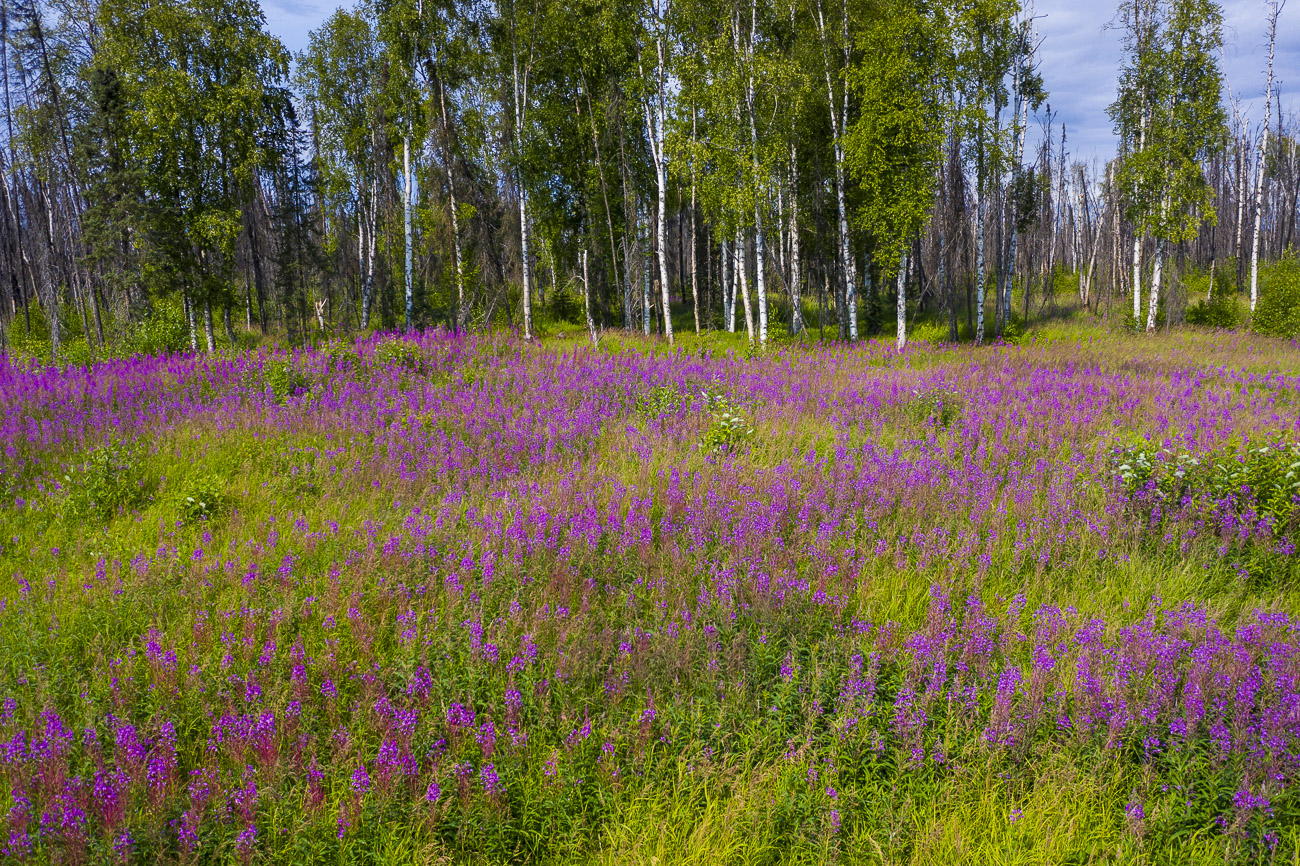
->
2, 327, 1300, 864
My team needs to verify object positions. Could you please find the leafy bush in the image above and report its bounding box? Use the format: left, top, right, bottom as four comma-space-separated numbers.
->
635, 384, 691, 417
545, 283, 582, 325
1113, 442, 1300, 533
62, 440, 153, 521
1185, 269, 1240, 329
247, 358, 312, 402
371, 338, 426, 374
906, 386, 963, 429
318, 342, 361, 374
1251, 254, 1300, 339
127, 300, 191, 356
178, 475, 232, 524
1001, 312, 1025, 344
909, 319, 950, 345
697, 389, 753, 453
700, 410, 754, 454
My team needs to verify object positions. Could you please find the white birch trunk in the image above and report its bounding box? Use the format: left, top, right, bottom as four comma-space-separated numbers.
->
643, 20, 674, 344
691, 111, 702, 332
736, 227, 754, 342
642, 208, 651, 335
1132, 232, 1143, 328
582, 248, 598, 347
1250, 0, 1278, 312
896, 252, 907, 350
789, 141, 802, 336
404, 135, 414, 332
723, 239, 735, 332
204, 297, 215, 353
512, 43, 532, 340
1075, 179, 1087, 305
438, 79, 465, 332
1146, 237, 1164, 331
815, 0, 858, 340
184, 289, 197, 353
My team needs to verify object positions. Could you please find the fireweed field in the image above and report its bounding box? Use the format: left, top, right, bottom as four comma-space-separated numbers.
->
2, 329, 1300, 865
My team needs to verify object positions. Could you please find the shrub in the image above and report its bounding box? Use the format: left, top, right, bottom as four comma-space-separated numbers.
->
636, 384, 691, 417
1001, 313, 1025, 344
700, 411, 754, 455
247, 358, 312, 402
318, 342, 362, 374
62, 440, 153, 522
695, 388, 754, 454
371, 338, 425, 374
1251, 254, 1300, 339
1113, 442, 1300, 533
178, 475, 232, 524
1185, 268, 1240, 329
545, 283, 582, 325
906, 386, 963, 429
128, 301, 191, 356
909, 319, 950, 345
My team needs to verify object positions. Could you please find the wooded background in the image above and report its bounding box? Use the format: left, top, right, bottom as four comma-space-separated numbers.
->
0, 0, 1294, 360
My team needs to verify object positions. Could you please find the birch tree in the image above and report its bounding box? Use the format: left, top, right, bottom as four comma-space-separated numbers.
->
845, 0, 949, 351
1248, 0, 1280, 312
1110, 0, 1225, 332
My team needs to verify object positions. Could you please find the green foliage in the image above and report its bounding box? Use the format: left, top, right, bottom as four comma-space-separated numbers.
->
845, 0, 950, 277
909, 318, 950, 345
126, 300, 192, 356
1185, 268, 1240, 329
318, 342, 363, 375
697, 390, 753, 454
1010, 167, 1041, 233
61, 440, 153, 522
545, 283, 582, 326
1001, 312, 1025, 344
96, 0, 292, 303
906, 386, 964, 428
370, 338, 426, 374
248, 358, 313, 401
700, 410, 755, 455
1251, 254, 1300, 339
1113, 441, 1300, 532
177, 474, 232, 524
1109, 0, 1226, 245
635, 384, 691, 418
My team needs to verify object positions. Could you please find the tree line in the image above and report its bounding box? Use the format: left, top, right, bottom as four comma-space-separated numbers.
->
0, 0, 1294, 361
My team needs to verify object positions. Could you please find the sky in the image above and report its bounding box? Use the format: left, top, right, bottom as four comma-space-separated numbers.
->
263, 0, 1296, 162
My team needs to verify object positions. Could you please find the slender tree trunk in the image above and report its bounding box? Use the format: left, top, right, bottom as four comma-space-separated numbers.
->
642, 206, 651, 335
583, 84, 622, 333
582, 247, 598, 347
691, 113, 700, 335
1132, 232, 1143, 328
649, 89, 672, 344
896, 252, 907, 350
736, 227, 754, 342
975, 192, 987, 344
404, 135, 414, 332
815, 0, 857, 340
184, 288, 196, 353
722, 238, 734, 332
1249, 0, 1278, 312
512, 44, 532, 340
1146, 237, 1164, 331
789, 141, 802, 336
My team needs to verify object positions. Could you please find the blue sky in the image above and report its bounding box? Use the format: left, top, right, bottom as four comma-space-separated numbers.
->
263, 0, 1295, 161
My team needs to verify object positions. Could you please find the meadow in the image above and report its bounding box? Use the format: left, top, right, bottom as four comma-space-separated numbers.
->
1, 325, 1299, 864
